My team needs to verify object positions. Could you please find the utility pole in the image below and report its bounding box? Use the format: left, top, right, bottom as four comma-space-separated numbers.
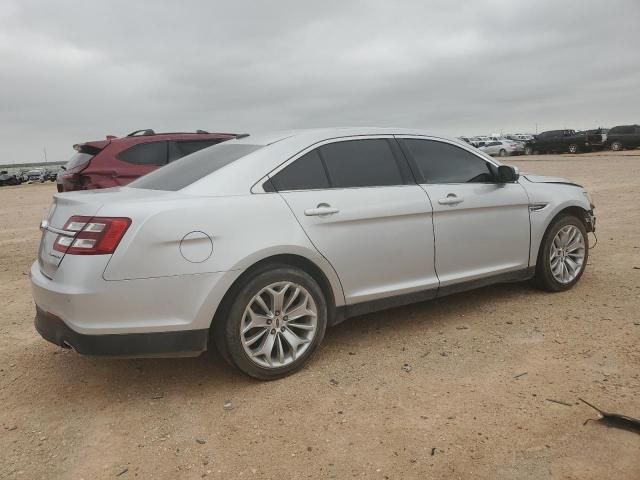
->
43, 147, 48, 164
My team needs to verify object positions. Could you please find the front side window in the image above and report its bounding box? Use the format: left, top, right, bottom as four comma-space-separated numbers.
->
319, 139, 404, 188
118, 142, 168, 166
400, 139, 494, 184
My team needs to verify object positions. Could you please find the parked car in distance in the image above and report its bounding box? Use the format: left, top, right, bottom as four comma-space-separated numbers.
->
26, 168, 46, 182
57, 129, 237, 192
505, 133, 534, 143
32, 128, 596, 380
0, 171, 20, 186
606, 124, 640, 151
479, 140, 524, 156
524, 129, 606, 155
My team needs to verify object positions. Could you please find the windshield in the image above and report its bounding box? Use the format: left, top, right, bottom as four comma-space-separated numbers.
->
130, 143, 263, 191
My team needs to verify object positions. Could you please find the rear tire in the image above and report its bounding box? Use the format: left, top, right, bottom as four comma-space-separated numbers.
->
534, 215, 588, 292
524, 146, 534, 155
498, 149, 508, 157
213, 265, 327, 380
568, 144, 579, 154
611, 141, 623, 151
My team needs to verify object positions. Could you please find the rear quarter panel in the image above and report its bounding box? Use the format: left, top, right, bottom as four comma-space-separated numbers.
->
101, 193, 345, 305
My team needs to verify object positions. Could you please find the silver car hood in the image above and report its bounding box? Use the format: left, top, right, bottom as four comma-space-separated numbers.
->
521, 173, 582, 188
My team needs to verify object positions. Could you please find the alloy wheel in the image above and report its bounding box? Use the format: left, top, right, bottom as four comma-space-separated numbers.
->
549, 225, 585, 284
240, 281, 318, 368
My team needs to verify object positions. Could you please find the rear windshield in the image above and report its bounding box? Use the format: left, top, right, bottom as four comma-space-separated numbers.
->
65, 152, 94, 170
129, 143, 262, 191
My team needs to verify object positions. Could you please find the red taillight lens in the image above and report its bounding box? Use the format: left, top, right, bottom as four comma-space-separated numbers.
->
53, 216, 131, 255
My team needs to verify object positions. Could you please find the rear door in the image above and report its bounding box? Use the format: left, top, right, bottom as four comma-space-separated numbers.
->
271, 137, 438, 305
397, 137, 530, 289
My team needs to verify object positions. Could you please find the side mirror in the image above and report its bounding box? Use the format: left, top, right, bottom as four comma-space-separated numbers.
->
497, 165, 519, 183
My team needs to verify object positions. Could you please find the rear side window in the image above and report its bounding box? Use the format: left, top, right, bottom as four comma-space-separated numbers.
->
118, 142, 168, 166
401, 139, 493, 184
168, 140, 221, 162
270, 150, 329, 191
130, 143, 262, 191
319, 139, 404, 188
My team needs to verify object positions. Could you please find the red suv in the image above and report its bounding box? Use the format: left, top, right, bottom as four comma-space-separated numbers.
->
58, 129, 237, 192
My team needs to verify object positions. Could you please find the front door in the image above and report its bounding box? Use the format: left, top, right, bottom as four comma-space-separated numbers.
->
269, 137, 438, 305
397, 137, 531, 289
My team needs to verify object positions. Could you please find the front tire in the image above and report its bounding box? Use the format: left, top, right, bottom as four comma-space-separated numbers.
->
498, 149, 508, 157
611, 141, 623, 151
534, 215, 588, 292
524, 146, 534, 155
568, 144, 579, 154
214, 265, 327, 380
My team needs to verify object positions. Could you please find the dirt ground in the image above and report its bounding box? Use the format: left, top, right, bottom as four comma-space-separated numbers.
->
1, 151, 639, 480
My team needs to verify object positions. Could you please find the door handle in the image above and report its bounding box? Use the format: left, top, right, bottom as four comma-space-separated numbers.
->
304, 203, 340, 216
438, 194, 464, 205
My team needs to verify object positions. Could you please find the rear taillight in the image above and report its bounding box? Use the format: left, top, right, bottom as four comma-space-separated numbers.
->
53, 216, 131, 255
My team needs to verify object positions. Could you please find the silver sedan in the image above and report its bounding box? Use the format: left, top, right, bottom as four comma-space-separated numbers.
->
32, 128, 595, 379
479, 140, 525, 157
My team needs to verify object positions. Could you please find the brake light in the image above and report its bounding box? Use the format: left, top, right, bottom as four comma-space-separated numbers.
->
53, 216, 131, 255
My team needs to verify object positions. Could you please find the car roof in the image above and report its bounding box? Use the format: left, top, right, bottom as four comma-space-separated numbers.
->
230, 127, 442, 147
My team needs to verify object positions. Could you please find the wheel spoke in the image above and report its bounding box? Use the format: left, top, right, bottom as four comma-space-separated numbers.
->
286, 296, 317, 321
287, 322, 314, 331
283, 287, 300, 313
253, 294, 271, 316
267, 284, 290, 314
242, 308, 271, 334
244, 328, 268, 347
276, 334, 285, 365
252, 331, 276, 366
281, 327, 310, 361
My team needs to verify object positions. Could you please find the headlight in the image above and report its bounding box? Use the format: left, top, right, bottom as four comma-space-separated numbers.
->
583, 191, 594, 209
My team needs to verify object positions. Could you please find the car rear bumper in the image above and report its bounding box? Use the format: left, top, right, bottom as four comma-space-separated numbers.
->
30, 260, 240, 354
34, 306, 208, 357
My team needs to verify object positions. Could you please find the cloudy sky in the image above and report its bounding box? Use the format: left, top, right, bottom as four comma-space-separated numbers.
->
1, 0, 638, 164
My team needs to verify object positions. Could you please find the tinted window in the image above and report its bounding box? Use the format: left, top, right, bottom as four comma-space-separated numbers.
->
319, 139, 403, 188
118, 142, 168, 166
611, 125, 634, 134
130, 143, 262, 191
168, 140, 221, 162
271, 150, 329, 191
401, 139, 493, 184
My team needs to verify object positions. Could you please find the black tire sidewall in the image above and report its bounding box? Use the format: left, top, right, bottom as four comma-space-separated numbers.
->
536, 215, 589, 292
221, 266, 327, 380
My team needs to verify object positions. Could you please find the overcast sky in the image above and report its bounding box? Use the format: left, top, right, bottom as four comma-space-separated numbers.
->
1, 0, 639, 164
